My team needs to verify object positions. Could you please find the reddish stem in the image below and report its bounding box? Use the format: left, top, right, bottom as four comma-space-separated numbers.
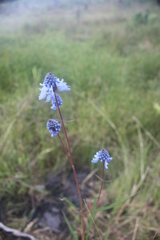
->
54, 93, 73, 165
96, 160, 105, 207
54, 92, 85, 240
57, 134, 71, 163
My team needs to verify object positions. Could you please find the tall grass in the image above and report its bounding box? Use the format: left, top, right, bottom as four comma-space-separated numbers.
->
0, 0, 160, 238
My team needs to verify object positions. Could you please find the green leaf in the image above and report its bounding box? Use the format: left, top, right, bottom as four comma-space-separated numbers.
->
62, 211, 78, 240
86, 195, 98, 240
63, 197, 78, 210
95, 195, 136, 212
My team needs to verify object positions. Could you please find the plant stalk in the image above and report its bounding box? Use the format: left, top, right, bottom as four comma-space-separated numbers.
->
57, 134, 71, 163
96, 160, 105, 207
55, 92, 85, 240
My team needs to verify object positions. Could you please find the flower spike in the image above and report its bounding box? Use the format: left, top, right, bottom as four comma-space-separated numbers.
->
91, 149, 112, 169
46, 119, 61, 137
39, 72, 70, 109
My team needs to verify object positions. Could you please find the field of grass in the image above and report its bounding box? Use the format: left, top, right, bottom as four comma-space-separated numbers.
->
0, 0, 160, 239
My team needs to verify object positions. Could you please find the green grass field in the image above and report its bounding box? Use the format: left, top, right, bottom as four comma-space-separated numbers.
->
0, 0, 160, 239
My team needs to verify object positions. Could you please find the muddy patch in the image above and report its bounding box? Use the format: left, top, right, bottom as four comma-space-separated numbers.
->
0, 169, 94, 239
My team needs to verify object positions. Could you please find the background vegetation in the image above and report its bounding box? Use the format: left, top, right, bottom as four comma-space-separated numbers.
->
0, 0, 160, 239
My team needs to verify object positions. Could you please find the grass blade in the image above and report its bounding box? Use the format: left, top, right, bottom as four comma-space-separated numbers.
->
62, 211, 78, 240
63, 197, 78, 210
86, 196, 98, 240
95, 195, 136, 212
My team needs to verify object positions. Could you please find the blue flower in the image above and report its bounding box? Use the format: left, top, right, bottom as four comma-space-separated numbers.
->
43, 72, 70, 92
46, 119, 61, 137
91, 149, 112, 169
56, 78, 71, 92
50, 93, 63, 110
39, 72, 70, 110
43, 72, 58, 92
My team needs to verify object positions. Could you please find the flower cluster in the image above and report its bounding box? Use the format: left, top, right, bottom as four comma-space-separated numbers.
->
91, 148, 112, 169
39, 72, 70, 137
46, 119, 61, 137
39, 72, 70, 110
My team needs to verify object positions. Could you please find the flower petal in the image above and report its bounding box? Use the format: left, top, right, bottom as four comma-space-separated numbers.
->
46, 93, 52, 102
39, 87, 47, 100
56, 78, 70, 92
107, 157, 113, 163
51, 93, 63, 111
104, 161, 109, 169
91, 152, 100, 164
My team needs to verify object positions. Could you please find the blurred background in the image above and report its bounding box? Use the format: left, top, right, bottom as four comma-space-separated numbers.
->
0, 0, 160, 239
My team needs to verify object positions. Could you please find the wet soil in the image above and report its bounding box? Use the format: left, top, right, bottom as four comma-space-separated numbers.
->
0, 170, 94, 239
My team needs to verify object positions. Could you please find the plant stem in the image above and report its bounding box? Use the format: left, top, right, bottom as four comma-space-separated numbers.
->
96, 160, 105, 207
57, 134, 71, 163
54, 93, 72, 164
55, 92, 85, 240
